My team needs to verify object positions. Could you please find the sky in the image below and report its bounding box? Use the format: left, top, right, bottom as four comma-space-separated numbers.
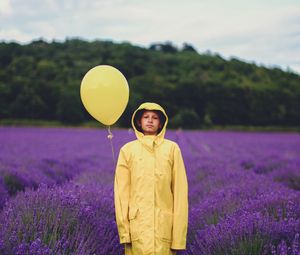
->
1, 0, 300, 74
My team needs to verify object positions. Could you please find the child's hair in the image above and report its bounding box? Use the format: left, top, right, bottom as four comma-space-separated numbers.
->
134, 109, 166, 134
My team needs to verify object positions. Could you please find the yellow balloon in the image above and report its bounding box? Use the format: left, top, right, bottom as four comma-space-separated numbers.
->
80, 65, 129, 125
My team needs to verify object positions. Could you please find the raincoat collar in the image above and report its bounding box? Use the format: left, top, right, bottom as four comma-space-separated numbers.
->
131, 102, 168, 149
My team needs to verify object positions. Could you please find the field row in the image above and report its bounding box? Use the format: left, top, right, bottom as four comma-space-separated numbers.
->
0, 127, 299, 254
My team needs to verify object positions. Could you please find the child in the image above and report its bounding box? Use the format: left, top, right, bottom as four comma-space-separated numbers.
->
114, 102, 189, 255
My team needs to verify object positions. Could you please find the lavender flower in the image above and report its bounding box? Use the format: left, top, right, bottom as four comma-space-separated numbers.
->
1, 126, 300, 254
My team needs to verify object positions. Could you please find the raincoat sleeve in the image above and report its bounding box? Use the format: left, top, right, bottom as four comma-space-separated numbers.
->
171, 144, 188, 250
114, 146, 131, 244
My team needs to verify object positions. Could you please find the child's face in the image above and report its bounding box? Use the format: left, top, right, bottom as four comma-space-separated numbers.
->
139, 110, 162, 135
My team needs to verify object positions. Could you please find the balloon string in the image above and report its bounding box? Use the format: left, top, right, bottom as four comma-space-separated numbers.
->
107, 125, 116, 166
109, 126, 125, 230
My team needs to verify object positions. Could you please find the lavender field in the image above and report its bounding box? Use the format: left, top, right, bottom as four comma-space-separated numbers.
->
0, 126, 300, 255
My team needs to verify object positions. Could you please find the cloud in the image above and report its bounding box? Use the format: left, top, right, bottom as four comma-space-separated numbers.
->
0, 28, 32, 42
0, 0, 13, 16
0, 0, 299, 73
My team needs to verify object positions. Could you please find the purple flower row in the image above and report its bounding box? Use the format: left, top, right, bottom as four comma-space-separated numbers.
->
0, 127, 299, 254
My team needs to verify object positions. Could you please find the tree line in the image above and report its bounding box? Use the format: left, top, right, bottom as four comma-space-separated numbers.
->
0, 39, 299, 128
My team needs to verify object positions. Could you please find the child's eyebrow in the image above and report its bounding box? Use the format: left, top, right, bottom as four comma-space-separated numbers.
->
143, 111, 159, 117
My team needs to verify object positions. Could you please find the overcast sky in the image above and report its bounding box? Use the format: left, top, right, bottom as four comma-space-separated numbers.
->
1, 0, 300, 74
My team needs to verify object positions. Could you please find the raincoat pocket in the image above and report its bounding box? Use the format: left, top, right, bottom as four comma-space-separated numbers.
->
158, 209, 173, 242
129, 207, 140, 241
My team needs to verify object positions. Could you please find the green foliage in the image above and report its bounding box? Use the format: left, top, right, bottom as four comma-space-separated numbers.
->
170, 107, 200, 128
56, 85, 84, 124
0, 39, 299, 127
3, 173, 26, 195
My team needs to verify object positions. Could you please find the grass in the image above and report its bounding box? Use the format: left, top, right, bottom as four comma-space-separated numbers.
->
0, 118, 299, 132
209, 125, 300, 133
0, 119, 105, 129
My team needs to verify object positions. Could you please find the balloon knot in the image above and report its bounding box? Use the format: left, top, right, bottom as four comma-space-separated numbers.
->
107, 134, 113, 140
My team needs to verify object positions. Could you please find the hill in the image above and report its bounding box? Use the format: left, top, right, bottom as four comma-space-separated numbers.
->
0, 39, 299, 128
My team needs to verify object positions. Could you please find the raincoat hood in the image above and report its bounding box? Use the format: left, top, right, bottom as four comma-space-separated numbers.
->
131, 102, 168, 145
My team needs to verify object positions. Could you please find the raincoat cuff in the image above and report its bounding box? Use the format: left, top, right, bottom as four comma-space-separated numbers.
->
171, 242, 186, 250
120, 234, 131, 244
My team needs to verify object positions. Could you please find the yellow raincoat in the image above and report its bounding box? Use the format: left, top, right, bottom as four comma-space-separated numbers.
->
114, 102, 189, 255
